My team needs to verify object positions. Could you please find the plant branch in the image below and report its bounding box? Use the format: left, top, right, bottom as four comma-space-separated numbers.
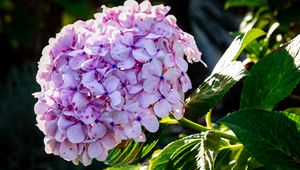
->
179, 117, 238, 142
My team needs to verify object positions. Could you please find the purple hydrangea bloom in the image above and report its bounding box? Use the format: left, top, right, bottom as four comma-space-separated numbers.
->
33, 0, 203, 165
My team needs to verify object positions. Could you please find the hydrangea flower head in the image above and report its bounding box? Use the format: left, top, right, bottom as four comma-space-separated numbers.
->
34, 0, 203, 166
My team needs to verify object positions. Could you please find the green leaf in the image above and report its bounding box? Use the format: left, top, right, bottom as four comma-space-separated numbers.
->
185, 29, 265, 117
219, 109, 300, 170
215, 28, 265, 66
196, 131, 220, 170
225, 0, 268, 8
240, 35, 300, 109
150, 132, 220, 170
105, 124, 167, 166
105, 164, 142, 170
185, 60, 247, 117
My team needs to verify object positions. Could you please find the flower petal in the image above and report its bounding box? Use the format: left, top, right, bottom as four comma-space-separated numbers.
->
72, 92, 88, 108
132, 48, 151, 62
125, 121, 142, 138
82, 151, 92, 166
67, 123, 85, 143
88, 140, 103, 158
154, 99, 171, 118
148, 59, 162, 77
80, 106, 97, 125
103, 76, 120, 93
108, 91, 122, 106
141, 111, 159, 132
83, 80, 105, 95
100, 134, 118, 150
117, 57, 135, 69
59, 141, 78, 161
138, 91, 160, 108
111, 44, 131, 61
90, 122, 107, 139
143, 76, 159, 93
172, 102, 184, 120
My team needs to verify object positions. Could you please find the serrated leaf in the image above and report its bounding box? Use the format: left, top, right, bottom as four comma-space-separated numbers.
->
196, 131, 220, 170
150, 134, 201, 170
185, 29, 265, 117
225, 0, 268, 8
105, 124, 167, 166
150, 132, 220, 170
219, 109, 300, 170
240, 35, 300, 110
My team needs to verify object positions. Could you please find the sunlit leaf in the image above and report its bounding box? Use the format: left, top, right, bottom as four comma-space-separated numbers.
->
240, 35, 300, 109
150, 131, 220, 170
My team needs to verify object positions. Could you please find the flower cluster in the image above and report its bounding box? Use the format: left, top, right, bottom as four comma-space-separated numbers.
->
34, 0, 202, 166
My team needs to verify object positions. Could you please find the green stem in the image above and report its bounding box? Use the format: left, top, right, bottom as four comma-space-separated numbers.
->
179, 118, 238, 142
206, 109, 213, 129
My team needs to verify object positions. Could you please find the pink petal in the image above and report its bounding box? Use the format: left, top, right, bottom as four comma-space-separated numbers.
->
80, 106, 97, 125
72, 92, 88, 108
126, 71, 137, 85
132, 48, 151, 62
62, 74, 77, 88
111, 44, 131, 61
83, 80, 105, 95
148, 59, 163, 77
82, 151, 92, 166
159, 81, 171, 97
108, 91, 122, 106
57, 116, 75, 130
100, 134, 118, 150
120, 32, 134, 46
81, 70, 95, 82
90, 122, 107, 139
166, 90, 181, 104
143, 76, 160, 93
117, 57, 135, 69
44, 137, 58, 154
181, 74, 192, 92
144, 39, 157, 55
88, 140, 103, 158
175, 56, 188, 72
67, 123, 85, 143
34, 101, 47, 115
103, 76, 120, 93
70, 56, 86, 70
125, 121, 142, 138
114, 128, 127, 140
119, 11, 134, 28
154, 99, 171, 118
127, 84, 142, 94
133, 133, 146, 142
96, 149, 108, 161
141, 112, 159, 132
164, 68, 180, 83
112, 111, 129, 125
55, 129, 66, 142
45, 119, 57, 136
59, 141, 78, 161
172, 102, 184, 120
138, 91, 160, 108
